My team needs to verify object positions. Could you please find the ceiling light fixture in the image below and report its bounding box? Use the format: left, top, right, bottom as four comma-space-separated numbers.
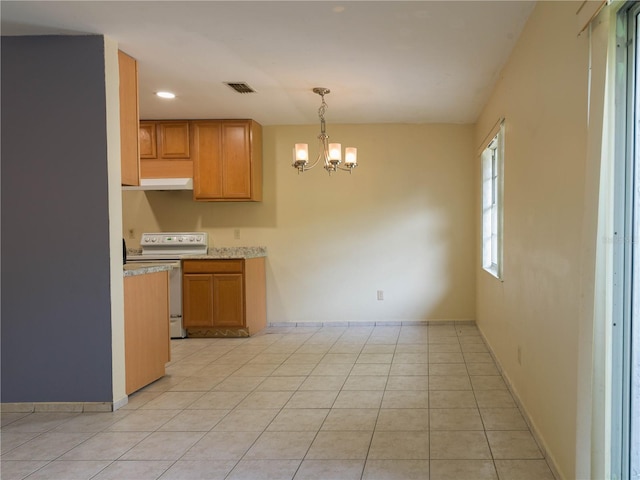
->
156, 91, 176, 99
292, 88, 358, 175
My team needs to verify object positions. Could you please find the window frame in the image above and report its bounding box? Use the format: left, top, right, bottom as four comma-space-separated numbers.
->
481, 120, 505, 280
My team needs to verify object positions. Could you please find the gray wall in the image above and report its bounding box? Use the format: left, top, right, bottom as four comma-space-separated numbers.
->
1, 35, 113, 402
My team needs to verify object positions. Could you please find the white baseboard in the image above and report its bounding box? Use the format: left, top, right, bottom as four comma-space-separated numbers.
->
1, 401, 122, 413
268, 319, 476, 327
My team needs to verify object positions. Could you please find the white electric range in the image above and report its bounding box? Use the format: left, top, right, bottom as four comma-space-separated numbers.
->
126, 232, 208, 338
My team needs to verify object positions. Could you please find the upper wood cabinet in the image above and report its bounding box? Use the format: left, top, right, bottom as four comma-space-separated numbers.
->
139, 121, 193, 178
192, 120, 262, 201
119, 51, 140, 186
135, 119, 262, 200
139, 122, 156, 159
159, 122, 190, 158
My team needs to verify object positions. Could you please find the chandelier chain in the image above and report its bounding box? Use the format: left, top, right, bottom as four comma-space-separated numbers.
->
318, 94, 327, 135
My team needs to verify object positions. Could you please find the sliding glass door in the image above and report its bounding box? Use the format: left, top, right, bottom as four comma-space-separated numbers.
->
630, 6, 639, 475
613, 3, 639, 479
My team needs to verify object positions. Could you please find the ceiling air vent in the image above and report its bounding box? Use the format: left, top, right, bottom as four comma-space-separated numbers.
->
225, 82, 255, 94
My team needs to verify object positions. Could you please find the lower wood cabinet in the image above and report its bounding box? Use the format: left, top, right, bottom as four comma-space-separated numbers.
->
182, 272, 244, 329
182, 258, 266, 337
124, 271, 170, 395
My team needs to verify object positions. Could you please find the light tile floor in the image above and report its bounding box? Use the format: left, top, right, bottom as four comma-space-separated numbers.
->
1, 324, 557, 479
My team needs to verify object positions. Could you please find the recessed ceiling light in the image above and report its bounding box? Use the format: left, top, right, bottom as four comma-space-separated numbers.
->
156, 91, 175, 99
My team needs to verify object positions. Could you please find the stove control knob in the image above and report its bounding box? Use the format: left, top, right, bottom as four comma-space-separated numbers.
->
151, 237, 157, 243
189, 237, 195, 242
196, 236, 202, 242
178, 237, 184, 242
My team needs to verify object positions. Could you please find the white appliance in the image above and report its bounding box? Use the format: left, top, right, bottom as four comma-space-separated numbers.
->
126, 232, 208, 338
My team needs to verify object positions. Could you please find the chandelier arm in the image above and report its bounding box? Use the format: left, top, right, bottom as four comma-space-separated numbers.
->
301, 155, 321, 171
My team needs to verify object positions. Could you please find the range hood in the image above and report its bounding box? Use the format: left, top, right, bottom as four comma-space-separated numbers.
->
122, 178, 193, 191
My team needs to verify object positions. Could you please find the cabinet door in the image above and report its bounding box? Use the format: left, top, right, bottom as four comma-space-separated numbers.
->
139, 122, 157, 159
221, 122, 252, 199
212, 273, 244, 328
192, 121, 223, 199
159, 122, 190, 159
124, 271, 169, 394
119, 51, 140, 186
183, 274, 214, 328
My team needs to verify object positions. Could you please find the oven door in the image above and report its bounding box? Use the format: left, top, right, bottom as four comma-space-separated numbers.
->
126, 259, 185, 339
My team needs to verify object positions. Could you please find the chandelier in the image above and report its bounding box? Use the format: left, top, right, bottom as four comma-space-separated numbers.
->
292, 87, 358, 175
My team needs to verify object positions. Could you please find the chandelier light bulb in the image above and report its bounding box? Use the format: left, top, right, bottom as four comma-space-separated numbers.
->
329, 143, 342, 162
294, 144, 309, 162
345, 147, 358, 166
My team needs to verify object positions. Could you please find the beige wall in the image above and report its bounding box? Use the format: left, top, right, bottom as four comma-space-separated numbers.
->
474, 2, 588, 479
123, 123, 476, 324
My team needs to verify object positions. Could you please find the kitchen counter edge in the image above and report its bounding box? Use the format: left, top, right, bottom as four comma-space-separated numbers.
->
123, 264, 173, 277
184, 246, 267, 260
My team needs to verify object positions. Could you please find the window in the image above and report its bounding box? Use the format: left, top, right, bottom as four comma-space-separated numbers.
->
481, 120, 504, 279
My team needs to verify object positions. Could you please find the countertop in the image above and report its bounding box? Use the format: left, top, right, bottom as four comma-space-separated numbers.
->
184, 246, 267, 259
123, 263, 173, 277
123, 246, 267, 271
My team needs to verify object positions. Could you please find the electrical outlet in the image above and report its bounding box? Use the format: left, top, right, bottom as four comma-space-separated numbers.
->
128, 229, 135, 239
517, 346, 522, 365
377, 290, 384, 301
234, 229, 240, 240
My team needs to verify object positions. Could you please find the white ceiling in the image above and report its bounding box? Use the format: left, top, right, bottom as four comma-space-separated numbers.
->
1, 1, 535, 126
